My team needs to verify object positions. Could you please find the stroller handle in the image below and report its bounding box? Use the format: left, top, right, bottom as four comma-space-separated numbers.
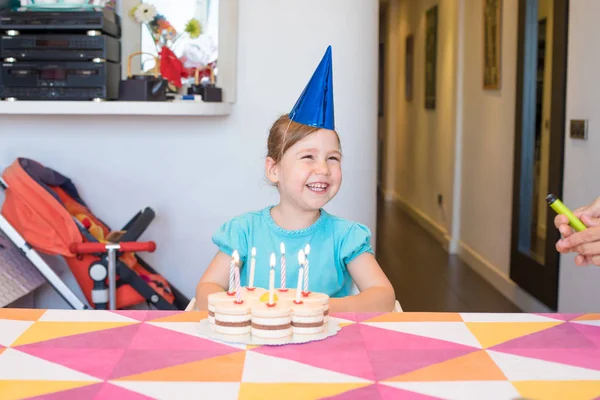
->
70, 241, 157, 254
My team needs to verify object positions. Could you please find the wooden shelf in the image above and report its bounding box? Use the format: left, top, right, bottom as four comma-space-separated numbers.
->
0, 100, 232, 116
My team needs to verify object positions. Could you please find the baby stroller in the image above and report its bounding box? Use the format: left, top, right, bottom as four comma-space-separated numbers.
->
0, 158, 188, 311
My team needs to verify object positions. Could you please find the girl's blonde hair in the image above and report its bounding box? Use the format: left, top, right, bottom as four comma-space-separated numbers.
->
267, 114, 340, 163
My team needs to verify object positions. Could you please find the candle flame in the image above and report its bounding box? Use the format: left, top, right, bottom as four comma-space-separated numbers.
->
298, 249, 305, 265
232, 250, 240, 264
251, 247, 256, 257
270, 252, 276, 267
280, 242, 285, 254
305, 244, 310, 255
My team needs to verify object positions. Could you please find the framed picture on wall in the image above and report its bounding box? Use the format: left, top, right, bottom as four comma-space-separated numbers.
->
405, 34, 414, 101
425, 5, 438, 109
483, 0, 502, 90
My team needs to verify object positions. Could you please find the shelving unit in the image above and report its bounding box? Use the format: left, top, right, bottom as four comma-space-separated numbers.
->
0, 100, 232, 116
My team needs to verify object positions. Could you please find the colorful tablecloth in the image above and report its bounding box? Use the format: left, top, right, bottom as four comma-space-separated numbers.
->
0, 309, 599, 399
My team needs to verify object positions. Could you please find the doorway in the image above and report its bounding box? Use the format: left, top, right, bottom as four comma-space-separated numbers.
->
509, 0, 569, 311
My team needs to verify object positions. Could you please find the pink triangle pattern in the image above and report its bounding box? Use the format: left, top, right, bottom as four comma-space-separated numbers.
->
492, 322, 597, 350
378, 384, 442, 400
13, 324, 142, 350
127, 322, 238, 351
110, 310, 149, 321
109, 348, 240, 379
332, 312, 386, 322
534, 313, 585, 321
369, 348, 478, 381
321, 383, 441, 400
27, 382, 153, 400
17, 347, 126, 380
358, 323, 479, 351
572, 323, 600, 347
144, 310, 182, 321
254, 323, 376, 380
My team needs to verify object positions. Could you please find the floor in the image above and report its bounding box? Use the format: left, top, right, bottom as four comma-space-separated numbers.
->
375, 197, 522, 313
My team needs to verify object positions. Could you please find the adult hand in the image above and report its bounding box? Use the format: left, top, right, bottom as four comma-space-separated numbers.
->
555, 197, 600, 266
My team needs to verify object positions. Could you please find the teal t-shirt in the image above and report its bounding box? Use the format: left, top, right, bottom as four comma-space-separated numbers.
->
211, 206, 374, 298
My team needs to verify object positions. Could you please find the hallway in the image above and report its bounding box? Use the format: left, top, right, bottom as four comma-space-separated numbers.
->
375, 198, 521, 313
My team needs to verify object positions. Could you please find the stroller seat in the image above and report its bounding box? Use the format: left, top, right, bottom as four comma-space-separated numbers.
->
0, 158, 188, 310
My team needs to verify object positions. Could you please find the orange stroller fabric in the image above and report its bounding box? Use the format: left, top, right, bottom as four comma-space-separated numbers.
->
2, 159, 81, 257
1, 158, 175, 309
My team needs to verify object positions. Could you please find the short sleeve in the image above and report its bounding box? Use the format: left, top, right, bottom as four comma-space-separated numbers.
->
340, 222, 374, 265
211, 216, 248, 264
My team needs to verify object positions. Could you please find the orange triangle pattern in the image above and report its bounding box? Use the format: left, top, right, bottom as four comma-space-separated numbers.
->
0, 308, 46, 321
0, 348, 4, 356
148, 311, 208, 323
0, 380, 96, 400
363, 312, 463, 323
573, 314, 600, 321
513, 380, 600, 400
465, 322, 562, 348
238, 383, 370, 400
386, 350, 507, 382
11, 321, 139, 347
117, 350, 246, 382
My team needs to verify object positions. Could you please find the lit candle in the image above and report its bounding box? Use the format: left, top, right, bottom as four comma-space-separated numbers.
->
268, 252, 276, 306
303, 244, 310, 294
228, 250, 239, 295
248, 247, 256, 289
279, 242, 287, 291
296, 249, 305, 304
234, 265, 243, 304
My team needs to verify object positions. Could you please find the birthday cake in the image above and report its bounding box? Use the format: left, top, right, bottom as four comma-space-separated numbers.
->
206, 246, 330, 341
208, 287, 329, 340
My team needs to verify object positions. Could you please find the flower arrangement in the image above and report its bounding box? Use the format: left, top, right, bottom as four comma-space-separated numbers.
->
128, 1, 203, 89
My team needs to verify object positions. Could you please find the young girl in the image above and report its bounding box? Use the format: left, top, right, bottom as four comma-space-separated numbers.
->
195, 47, 395, 312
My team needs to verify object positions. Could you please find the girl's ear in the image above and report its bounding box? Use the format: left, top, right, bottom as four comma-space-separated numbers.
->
265, 157, 279, 184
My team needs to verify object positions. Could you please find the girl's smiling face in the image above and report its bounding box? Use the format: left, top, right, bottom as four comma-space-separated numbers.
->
267, 128, 342, 212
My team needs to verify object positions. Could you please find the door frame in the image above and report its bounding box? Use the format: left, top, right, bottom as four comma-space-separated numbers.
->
509, 0, 569, 311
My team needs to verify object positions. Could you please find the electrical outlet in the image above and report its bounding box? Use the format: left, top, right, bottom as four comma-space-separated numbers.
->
570, 119, 588, 140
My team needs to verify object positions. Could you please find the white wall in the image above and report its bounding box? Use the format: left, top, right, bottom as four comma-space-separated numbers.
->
558, 0, 600, 312
0, 0, 379, 308
459, 0, 518, 278
384, 0, 458, 238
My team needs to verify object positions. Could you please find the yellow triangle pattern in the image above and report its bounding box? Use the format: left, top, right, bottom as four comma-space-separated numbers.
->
573, 313, 600, 321
363, 312, 463, 323
465, 322, 562, 348
238, 383, 370, 400
117, 351, 246, 382
0, 380, 96, 400
386, 350, 507, 382
0, 308, 46, 321
11, 321, 139, 347
148, 311, 208, 323
513, 381, 600, 400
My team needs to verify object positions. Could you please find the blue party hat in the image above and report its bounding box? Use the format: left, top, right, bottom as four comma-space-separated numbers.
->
289, 45, 335, 130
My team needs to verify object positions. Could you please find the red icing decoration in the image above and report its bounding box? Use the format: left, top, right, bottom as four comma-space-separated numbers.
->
278, 288, 289, 292
234, 300, 244, 304
226, 292, 235, 296
302, 291, 311, 297
246, 287, 255, 291
293, 300, 303, 304
266, 302, 276, 308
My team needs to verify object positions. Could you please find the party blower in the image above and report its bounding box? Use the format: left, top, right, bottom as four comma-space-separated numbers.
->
546, 193, 587, 232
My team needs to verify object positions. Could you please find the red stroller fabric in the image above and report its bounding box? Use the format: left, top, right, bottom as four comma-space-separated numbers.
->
1, 158, 177, 309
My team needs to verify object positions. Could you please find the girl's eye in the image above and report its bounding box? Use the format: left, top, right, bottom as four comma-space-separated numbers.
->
328, 156, 340, 161
301, 155, 314, 160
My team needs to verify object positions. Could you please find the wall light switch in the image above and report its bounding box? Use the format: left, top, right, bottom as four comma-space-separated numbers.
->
570, 119, 588, 140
